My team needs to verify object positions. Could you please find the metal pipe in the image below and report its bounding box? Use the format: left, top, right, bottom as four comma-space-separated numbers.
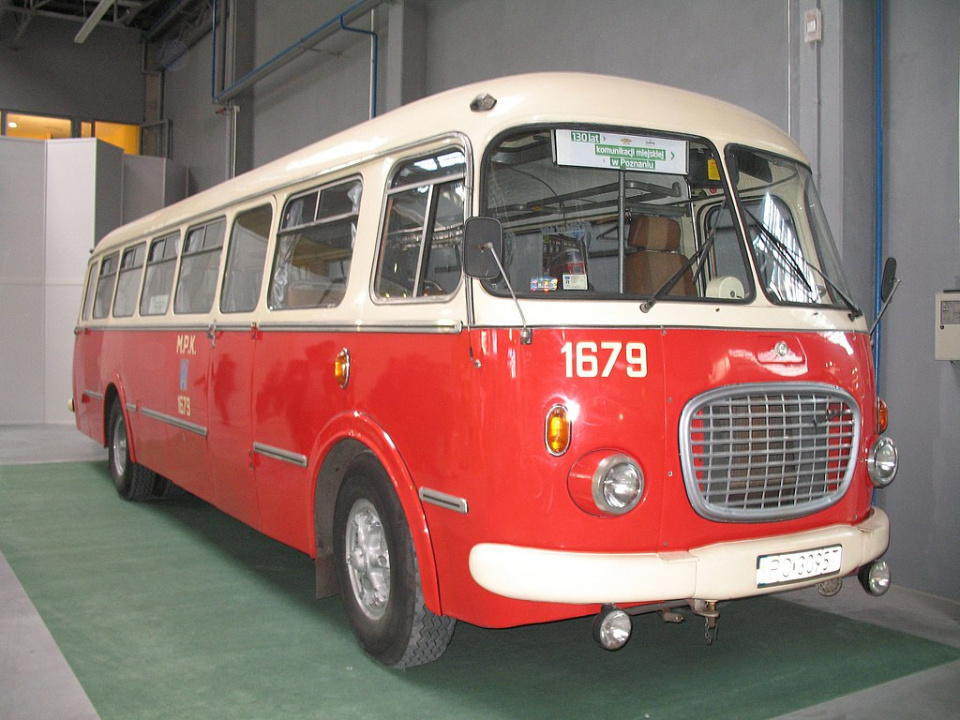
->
872, 0, 884, 374
339, 11, 379, 118
211, 0, 384, 105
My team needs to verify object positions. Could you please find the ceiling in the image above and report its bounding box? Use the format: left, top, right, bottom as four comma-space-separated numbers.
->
1, 0, 210, 46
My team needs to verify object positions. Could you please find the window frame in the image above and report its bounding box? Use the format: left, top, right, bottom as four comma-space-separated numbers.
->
267, 176, 363, 311
220, 202, 274, 314
112, 242, 147, 318
372, 147, 467, 304
139, 231, 181, 317
174, 217, 226, 316
92, 251, 119, 319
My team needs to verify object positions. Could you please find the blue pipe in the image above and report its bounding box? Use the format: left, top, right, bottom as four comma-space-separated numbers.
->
872, 0, 884, 374
339, 15, 379, 117
210, 0, 380, 110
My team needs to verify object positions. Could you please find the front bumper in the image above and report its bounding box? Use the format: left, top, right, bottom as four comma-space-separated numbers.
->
469, 509, 889, 604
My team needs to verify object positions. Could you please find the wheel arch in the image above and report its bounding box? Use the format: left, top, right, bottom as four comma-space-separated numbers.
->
310, 412, 442, 616
103, 379, 142, 463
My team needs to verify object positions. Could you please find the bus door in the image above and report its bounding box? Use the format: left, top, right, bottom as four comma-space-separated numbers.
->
206, 203, 273, 527
248, 180, 362, 552
74, 258, 107, 440
143, 219, 227, 501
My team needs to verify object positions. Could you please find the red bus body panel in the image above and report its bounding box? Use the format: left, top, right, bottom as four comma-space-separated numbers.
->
74, 320, 881, 629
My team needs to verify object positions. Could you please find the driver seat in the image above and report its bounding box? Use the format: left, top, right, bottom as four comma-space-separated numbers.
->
624, 215, 696, 297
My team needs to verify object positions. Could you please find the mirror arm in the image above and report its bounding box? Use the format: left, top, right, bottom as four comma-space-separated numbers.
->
482, 242, 532, 345
869, 278, 901, 337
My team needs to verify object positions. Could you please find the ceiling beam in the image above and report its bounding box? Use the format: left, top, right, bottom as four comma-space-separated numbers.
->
74, 0, 116, 44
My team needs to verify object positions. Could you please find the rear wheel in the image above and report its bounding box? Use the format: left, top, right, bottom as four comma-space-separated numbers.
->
107, 402, 155, 501
333, 454, 455, 668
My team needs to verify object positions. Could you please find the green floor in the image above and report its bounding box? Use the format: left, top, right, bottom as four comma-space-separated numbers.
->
1, 461, 957, 720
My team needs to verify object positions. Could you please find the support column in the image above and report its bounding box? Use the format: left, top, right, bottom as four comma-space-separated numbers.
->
383, 0, 426, 113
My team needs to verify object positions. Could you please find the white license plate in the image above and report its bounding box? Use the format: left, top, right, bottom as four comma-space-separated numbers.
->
756, 545, 842, 588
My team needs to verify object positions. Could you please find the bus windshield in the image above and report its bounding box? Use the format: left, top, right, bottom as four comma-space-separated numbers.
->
480, 126, 753, 302
479, 127, 856, 314
727, 146, 857, 312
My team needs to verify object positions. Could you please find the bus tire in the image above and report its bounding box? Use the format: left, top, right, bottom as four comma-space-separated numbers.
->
155, 476, 188, 500
333, 454, 455, 668
107, 402, 155, 502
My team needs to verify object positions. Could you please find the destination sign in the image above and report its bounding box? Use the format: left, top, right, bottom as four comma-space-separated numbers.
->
555, 130, 688, 174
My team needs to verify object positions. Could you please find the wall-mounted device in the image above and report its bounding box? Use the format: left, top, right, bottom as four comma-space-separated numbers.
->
935, 290, 960, 362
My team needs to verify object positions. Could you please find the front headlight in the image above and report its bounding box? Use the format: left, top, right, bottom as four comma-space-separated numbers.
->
593, 454, 644, 515
568, 451, 645, 516
867, 437, 898, 487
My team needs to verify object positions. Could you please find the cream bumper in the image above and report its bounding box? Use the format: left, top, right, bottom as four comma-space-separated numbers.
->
469, 509, 889, 604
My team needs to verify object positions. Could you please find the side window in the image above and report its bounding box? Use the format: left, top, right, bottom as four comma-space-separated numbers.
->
175, 218, 226, 314
92, 252, 119, 319
221, 204, 273, 313
81, 261, 98, 321
112, 243, 146, 318
269, 179, 361, 310
375, 149, 466, 299
140, 232, 180, 316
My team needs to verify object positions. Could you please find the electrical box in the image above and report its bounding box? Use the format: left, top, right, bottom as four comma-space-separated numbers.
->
935, 291, 960, 361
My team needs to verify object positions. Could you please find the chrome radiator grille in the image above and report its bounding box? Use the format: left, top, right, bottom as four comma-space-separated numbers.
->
679, 384, 860, 522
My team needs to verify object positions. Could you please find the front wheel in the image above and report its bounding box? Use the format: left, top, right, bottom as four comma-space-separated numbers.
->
333, 455, 455, 668
107, 402, 155, 501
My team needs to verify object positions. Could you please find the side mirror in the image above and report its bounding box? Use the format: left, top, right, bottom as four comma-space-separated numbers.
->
463, 217, 503, 279
870, 256, 901, 338
880, 257, 898, 303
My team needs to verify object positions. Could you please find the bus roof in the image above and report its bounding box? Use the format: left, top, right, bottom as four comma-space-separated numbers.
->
95, 72, 804, 255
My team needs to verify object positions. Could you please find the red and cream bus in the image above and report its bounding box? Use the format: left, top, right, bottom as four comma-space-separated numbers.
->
73, 72, 898, 668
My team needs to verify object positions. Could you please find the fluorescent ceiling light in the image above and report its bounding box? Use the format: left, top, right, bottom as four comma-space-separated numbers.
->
74, 0, 116, 44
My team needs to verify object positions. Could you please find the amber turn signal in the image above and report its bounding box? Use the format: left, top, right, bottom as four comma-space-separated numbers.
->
334, 348, 351, 389
876, 397, 888, 434
545, 405, 571, 456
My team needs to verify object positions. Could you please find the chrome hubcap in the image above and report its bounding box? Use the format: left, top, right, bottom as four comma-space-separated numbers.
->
344, 498, 390, 620
112, 414, 128, 478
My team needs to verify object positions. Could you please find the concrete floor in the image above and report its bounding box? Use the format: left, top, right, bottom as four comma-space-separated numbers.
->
1, 424, 958, 720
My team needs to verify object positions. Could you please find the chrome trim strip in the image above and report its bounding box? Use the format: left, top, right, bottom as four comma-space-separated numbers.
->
140, 407, 208, 437
257, 320, 463, 335
419, 487, 469, 514
253, 442, 308, 468
125, 402, 137, 413
83, 390, 104, 401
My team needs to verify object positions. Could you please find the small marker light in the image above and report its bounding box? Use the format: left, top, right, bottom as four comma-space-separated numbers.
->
876, 397, 889, 433
334, 348, 351, 389
470, 93, 497, 112
545, 405, 571, 455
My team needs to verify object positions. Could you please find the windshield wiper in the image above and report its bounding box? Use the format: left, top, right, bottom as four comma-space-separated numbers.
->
743, 208, 862, 319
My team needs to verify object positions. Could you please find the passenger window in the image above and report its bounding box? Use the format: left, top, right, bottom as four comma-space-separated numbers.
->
140, 232, 180, 316
112, 243, 146, 318
221, 204, 272, 313
175, 218, 226, 314
81, 262, 98, 321
375, 149, 465, 299
269, 179, 361, 310
92, 252, 119, 319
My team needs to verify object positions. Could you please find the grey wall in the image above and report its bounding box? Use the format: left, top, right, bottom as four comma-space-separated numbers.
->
0, 139, 46, 425
0, 20, 143, 123
44, 140, 124, 425
424, 0, 789, 126
0, 138, 184, 426
877, 0, 959, 601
